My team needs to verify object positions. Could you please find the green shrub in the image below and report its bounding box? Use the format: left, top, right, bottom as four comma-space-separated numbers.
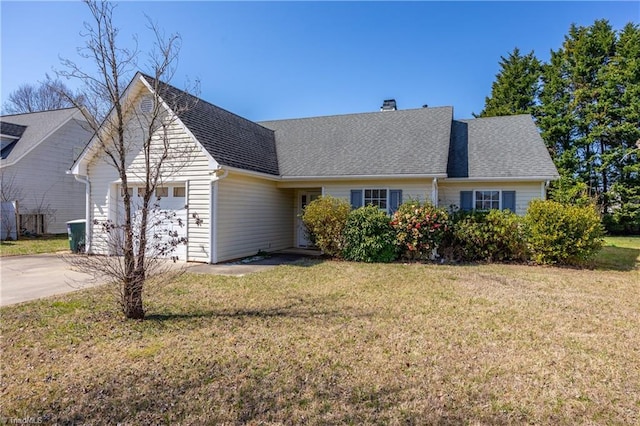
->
391, 201, 449, 261
549, 176, 594, 207
342, 206, 398, 263
442, 209, 528, 262
524, 199, 604, 265
301, 195, 351, 257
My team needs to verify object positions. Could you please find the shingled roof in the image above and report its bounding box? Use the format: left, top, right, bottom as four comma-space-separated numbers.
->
139, 75, 557, 181
1, 108, 82, 163
448, 115, 559, 179
141, 74, 279, 176
259, 106, 453, 177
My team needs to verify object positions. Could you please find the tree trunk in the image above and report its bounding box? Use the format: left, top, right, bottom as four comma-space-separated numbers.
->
123, 271, 145, 319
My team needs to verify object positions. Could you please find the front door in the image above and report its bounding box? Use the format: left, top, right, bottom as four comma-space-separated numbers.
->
297, 191, 321, 247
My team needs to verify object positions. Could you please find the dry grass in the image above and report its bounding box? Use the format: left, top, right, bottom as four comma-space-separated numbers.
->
1, 241, 639, 424
0, 234, 69, 257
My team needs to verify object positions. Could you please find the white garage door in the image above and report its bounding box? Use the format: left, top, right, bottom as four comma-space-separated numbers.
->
119, 185, 187, 261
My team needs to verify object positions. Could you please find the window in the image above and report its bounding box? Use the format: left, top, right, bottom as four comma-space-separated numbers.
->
120, 186, 133, 197
173, 186, 185, 197
364, 189, 387, 210
155, 187, 168, 198
137, 187, 147, 197
475, 191, 500, 210
460, 190, 516, 212
351, 189, 403, 214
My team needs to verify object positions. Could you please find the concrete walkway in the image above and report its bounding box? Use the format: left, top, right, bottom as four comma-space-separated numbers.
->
187, 251, 321, 276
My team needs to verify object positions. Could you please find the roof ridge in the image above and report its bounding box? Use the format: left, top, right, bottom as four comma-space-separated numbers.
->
458, 113, 532, 122
259, 105, 453, 123
0, 106, 78, 119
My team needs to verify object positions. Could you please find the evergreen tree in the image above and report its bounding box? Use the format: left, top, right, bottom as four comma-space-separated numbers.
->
536, 20, 640, 232
603, 23, 640, 233
476, 48, 542, 117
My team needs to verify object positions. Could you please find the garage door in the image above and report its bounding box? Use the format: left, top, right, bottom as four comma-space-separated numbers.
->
119, 185, 187, 261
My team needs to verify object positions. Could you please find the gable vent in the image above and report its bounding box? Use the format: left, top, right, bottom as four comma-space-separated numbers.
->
139, 95, 154, 113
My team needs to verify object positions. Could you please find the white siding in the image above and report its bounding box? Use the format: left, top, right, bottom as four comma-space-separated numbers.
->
1, 118, 91, 233
216, 172, 293, 262
438, 181, 544, 215
86, 94, 213, 261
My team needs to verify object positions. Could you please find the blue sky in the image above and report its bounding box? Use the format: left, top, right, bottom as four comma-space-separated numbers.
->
1, 1, 638, 120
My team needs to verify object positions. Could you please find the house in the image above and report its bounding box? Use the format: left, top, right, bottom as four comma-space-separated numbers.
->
71, 73, 559, 263
1, 108, 93, 236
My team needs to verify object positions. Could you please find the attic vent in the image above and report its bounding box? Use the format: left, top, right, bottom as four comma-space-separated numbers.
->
139, 95, 154, 113
380, 99, 397, 111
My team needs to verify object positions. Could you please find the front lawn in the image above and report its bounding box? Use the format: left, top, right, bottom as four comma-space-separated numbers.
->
0, 234, 69, 257
1, 248, 638, 424
596, 235, 640, 270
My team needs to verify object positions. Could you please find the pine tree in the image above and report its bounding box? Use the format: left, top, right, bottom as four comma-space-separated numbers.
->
536, 20, 639, 233
475, 48, 542, 117
603, 23, 640, 232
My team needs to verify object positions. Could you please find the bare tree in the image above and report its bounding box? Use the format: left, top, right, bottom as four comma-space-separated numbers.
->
2, 80, 84, 114
58, 1, 198, 319
0, 172, 23, 240
0, 171, 24, 204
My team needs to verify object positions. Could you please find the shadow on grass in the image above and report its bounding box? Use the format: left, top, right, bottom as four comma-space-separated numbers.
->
145, 297, 371, 323
593, 246, 640, 271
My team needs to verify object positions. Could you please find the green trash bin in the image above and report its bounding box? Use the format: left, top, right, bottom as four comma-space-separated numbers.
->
67, 219, 86, 253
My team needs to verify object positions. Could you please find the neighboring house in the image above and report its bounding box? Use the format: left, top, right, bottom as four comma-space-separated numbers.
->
1, 108, 93, 235
71, 73, 559, 263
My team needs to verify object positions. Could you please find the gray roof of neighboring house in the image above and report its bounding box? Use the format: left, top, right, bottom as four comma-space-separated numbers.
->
0, 108, 82, 163
448, 115, 559, 179
259, 106, 454, 177
142, 75, 279, 176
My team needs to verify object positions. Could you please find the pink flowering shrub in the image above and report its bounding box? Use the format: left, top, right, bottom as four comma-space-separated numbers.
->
391, 201, 449, 261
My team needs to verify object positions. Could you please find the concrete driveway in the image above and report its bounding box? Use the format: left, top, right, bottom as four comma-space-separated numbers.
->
0, 254, 96, 306
0, 250, 321, 307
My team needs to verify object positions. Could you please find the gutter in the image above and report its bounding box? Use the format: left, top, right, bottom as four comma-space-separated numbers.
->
443, 176, 560, 183
279, 173, 448, 181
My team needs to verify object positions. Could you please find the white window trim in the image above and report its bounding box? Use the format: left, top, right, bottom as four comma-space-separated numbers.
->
363, 188, 389, 212
120, 183, 187, 199
473, 190, 502, 211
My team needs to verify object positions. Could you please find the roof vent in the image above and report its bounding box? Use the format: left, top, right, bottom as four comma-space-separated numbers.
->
380, 99, 397, 111
139, 95, 154, 113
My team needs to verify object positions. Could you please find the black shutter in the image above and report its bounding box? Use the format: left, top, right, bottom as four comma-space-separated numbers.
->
389, 190, 403, 214
502, 191, 516, 212
350, 190, 363, 209
460, 191, 473, 211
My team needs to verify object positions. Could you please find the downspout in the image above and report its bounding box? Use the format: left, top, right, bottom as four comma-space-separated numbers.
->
73, 174, 91, 253
209, 166, 229, 264
431, 177, 438, 206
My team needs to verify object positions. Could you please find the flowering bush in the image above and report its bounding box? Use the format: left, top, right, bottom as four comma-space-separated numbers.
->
391, 201, 449, 261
